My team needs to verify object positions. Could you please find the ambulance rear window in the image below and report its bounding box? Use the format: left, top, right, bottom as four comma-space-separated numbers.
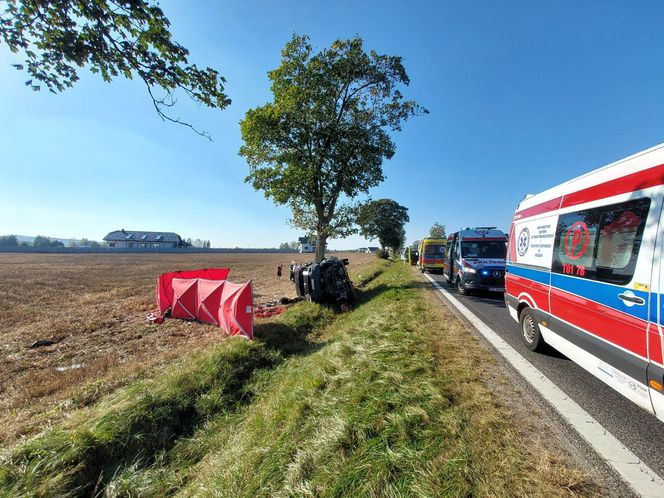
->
425, 244, 445, 255
552, 198, 650, 285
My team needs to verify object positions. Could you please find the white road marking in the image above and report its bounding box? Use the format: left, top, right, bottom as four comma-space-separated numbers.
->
423, 273, 664, 498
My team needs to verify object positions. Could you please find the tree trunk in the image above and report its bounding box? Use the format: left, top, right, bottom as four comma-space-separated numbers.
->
315, 234, 327, 263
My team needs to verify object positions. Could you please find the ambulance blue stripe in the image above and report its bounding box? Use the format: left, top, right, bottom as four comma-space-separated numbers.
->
506, 264, 549, 285
550, 274, 649, 322
508, 264, 650, 322
651, 296, 659, 324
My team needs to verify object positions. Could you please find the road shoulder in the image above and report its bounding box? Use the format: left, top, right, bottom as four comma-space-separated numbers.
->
420, 269, 637, 497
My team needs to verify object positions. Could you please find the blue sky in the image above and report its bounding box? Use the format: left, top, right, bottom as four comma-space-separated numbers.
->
1, 0, 664, 248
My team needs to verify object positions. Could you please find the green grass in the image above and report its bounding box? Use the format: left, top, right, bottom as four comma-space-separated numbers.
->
0, 260, 596, 497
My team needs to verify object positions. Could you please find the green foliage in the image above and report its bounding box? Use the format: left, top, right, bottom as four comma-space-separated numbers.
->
185, 238, 210, 248
278, 241, 298, 250
32, 235, 63, 247
69, 238, 101, 248
375, 248, 390, 259
429, 222, 446, 239
0, 0, 230, 139
0, 235, 18, 246
0, 340, 281, 496
357, 198, 409, 251
240, 34, 427, 261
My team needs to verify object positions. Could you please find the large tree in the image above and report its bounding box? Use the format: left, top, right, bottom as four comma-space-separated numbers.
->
429, 222, 446, 239
357, 199, 409, 252
0, 0, 230, 138
240, 34, 426, 262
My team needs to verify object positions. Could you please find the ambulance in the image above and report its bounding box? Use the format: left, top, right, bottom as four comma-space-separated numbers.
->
442, 227, 508, 294
417, 238, 447, 273
506, 143, 664, 421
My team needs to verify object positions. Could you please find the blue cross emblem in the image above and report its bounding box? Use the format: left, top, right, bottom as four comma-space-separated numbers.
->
517, 227, 529, 256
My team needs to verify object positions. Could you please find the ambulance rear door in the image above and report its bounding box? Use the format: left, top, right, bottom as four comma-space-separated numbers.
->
647, 195, 664, 419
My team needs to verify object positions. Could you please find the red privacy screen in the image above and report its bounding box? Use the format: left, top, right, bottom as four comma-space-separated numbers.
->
156, 269, 253, 339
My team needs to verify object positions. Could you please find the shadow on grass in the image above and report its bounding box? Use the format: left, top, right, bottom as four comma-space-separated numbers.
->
254, 321, 326, 357
354, 279, 431, 304
354, 265, 387, 288
2, 305, 335, 496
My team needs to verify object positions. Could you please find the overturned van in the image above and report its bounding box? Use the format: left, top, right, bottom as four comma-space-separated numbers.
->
294, 257, 355, 305
442, 227, 508, 294
506, 143, 664, 421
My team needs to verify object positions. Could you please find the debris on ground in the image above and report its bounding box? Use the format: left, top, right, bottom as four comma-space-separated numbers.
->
254, 305, 288, 319
28, 337, 64, 349
55, 364, 83, 372
29, 339, 56, 349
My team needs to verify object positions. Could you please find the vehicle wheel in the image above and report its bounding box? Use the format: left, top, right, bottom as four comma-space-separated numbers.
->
456, 277, 467, 295
520, 308, 546, 352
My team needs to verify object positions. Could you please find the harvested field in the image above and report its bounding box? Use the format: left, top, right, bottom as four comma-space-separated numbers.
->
0, 260, 600, 497
0, 251, 376, 445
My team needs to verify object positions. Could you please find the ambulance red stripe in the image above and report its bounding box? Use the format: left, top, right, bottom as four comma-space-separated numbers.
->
550, 287, 648, 358
505, 273, 550, 313
649, 329, 663, 364
513, 163, 664, 220
513, 196, 562, 220
561, 163, 664, 209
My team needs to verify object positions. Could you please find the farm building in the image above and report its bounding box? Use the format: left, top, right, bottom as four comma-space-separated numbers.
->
103, 229, 190, 249
358, 247, 379, 254
298, 235, 321, 253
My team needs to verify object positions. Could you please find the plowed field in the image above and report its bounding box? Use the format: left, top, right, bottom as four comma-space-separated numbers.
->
0, 252, 376, 444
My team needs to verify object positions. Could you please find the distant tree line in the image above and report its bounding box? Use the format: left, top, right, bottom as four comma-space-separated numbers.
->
185, 238, 211, 248
279, 241, 299, 251
68, 238, 104, 248
0, 235, 108, 248
0, 235, 62, 247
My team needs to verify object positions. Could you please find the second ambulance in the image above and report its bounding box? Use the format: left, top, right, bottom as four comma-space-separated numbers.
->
442, 227, 508, 294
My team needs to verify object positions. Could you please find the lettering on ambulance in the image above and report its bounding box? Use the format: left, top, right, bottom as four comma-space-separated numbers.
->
550, 197, 652, 358
506, 216, 556, 310
513, 217, 557, 268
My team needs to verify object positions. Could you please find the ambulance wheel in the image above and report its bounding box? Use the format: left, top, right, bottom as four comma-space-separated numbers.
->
520, 308, 545, 352
456, 277, 467, 295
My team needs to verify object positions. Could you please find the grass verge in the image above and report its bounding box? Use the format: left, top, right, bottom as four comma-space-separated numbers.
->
0, 260, 598, 497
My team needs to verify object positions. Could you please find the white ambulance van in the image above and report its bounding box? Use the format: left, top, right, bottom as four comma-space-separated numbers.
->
442, 227, 508, 294
506, 143, 664, 421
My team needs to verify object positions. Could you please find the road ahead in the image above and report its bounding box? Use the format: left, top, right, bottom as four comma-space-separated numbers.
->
426, 271, 664, 482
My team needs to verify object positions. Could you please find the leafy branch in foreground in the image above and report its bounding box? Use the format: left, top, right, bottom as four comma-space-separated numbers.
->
0, 0, 230, 139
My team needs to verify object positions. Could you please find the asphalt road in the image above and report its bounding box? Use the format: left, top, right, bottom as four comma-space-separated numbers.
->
426, 271, 664, 481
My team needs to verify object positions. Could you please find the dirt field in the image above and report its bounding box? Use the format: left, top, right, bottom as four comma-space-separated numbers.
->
0, 251, 376, 445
